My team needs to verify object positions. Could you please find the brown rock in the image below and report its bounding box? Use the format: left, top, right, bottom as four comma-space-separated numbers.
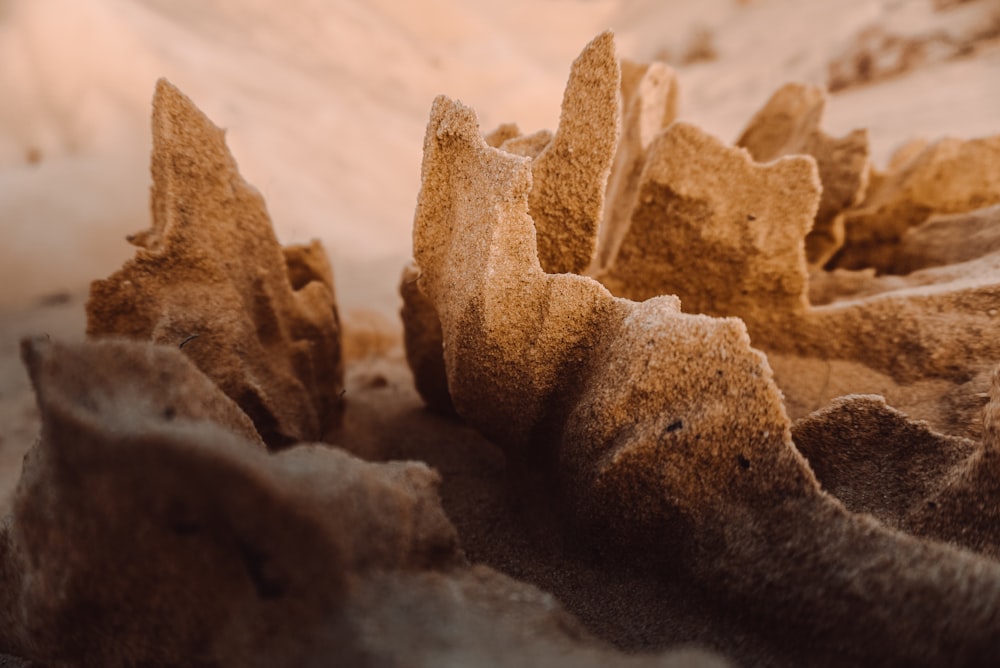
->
595, 58, 678, 271
894, 204, 1000, 273
87, 80, 343, 449
833, 134, 1000, 271
0, 337, 725, 667
405, 91, 1000, 665
399, 262, 453, 415
0, 338, 456, 665
529, 31, 620, 274
736, 83, 870, 266
602, 121, 819, 324
793, 375, 1000, 560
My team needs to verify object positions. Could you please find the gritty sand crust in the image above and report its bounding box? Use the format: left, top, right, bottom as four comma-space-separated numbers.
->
735, 82, 871, 266
3, 21, 1000, 668
0, 80, 731, 668
87, 80, 344, 450
403, 82, 1000, 664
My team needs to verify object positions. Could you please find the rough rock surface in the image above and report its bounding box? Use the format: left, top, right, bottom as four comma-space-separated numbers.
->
0, 338, 456, 665
579, 76, 1000, 431
601, 121, 819, 322
595, 58, 678, 271
833, 134, 1000, 271
736, 83, 870, 266
894, 204, 1000, 274
0, 338, 730, 667
399, 262, 453, 415
87, 80, 343, 449
793, 389, 1000, 559
403, 91, 1000, 665
528, 31, 620, 275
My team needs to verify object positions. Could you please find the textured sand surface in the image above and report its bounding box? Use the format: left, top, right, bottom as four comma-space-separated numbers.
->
2, 1, 1000, 666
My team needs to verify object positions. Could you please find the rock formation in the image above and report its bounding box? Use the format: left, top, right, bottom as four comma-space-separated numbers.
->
735, 83, 870, 266
527, 31, 620, 275
87, 80, 343, 449
832, 134, 1000, 271
403, 88, 1000, 665
0, 337, 724, 667
595, 59, 678, 271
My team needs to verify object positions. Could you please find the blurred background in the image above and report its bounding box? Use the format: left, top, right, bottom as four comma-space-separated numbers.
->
0, 0, 998, 317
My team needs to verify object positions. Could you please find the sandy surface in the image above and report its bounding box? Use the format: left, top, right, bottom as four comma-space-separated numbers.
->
2, 0, 1000, 665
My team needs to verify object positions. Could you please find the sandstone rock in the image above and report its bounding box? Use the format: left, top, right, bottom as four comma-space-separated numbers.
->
404, 91, 1000, 665
595, 59, 678, 271
0, 338, 455, 665
794, 373, 1000, 560
87, 80, 343, 449
602, 121, 818, 324
894, 204, 1000, 273
0, 337, 724, 667
529, 31, 620, 275
736, 83, 870, 266
399, 262, 453, 415
833, 134, 1000, 271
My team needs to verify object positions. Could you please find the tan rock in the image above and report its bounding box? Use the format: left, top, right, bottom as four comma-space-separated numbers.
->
87, 80, 343, 449
595, 59, 678, 271
405, 92, 1000, 664
584, 83, 1000, 423
736, 83, 870, 266
834, 134, 1000, 271
529, 31, 620, 274
484, 122, 521, 148
602, 121, 818, 324
500, 128, 554, 159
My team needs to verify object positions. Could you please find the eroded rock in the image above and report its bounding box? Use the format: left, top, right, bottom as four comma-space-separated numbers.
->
0, 338, 456, 665
833, 134, 1000, 272
601, 121, 818, 324
528, 31, 620, 275
0, 337, 726, 667
736, 83, 870, 266
595, 59, 678, 271
403, 91, 1000, 665
87, 80, 343, 449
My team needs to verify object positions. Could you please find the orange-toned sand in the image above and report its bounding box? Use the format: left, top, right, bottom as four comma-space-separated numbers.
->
3, 8, 1000, 667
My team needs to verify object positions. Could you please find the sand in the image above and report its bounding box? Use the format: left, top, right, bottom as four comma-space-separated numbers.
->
3, 0, 1000, 666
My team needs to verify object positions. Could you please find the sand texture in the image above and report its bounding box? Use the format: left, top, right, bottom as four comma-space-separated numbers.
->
399, 28, 1000, 666
402, 58, 1000, 661
87, 81, 344, 450
735, 83, 871, 266
527, 32, 621, 275
834, 133, 1000, 271
3, 2, 1000, 666
3, 338, 724, 666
